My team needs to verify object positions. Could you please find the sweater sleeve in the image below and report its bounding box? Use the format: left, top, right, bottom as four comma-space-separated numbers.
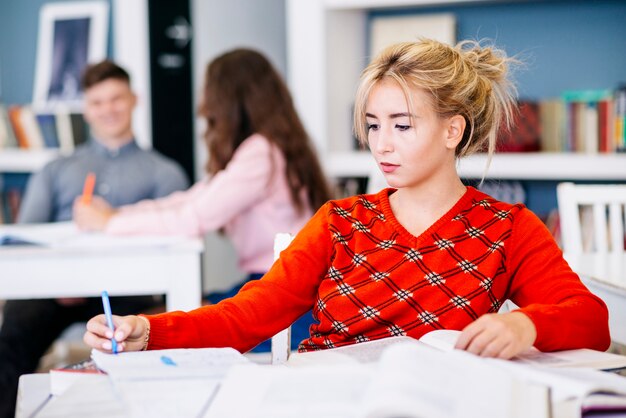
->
506, 208, 610, 352
105, 135, 277, 237
145, 203, 333, 352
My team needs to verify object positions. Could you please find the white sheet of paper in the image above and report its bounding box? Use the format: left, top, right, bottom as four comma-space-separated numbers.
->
91, 347, 250, 381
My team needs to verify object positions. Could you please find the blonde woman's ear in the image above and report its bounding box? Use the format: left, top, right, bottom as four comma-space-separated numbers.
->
445, 115, 466, 149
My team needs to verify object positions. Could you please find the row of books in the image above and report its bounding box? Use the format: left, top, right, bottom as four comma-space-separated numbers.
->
499, 87, 626, 154
0, 104, 88, 152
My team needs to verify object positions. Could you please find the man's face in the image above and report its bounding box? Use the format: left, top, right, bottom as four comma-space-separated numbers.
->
83, 78, 136, 142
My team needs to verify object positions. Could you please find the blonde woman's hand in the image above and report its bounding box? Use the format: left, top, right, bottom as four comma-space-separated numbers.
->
84, 314, 148, 353
73, 195, 116, 231
454, 311, 537, 359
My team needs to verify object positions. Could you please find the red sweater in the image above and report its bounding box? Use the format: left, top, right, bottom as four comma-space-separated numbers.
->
147, 187, 610, 353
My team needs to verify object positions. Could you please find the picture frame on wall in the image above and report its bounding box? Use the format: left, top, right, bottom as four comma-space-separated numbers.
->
33, 1, 109, 109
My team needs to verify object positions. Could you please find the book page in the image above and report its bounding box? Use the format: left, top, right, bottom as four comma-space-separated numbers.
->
91, 347, 249, 380
487, 357, 626, 404
205, 363, 370, 418
513, 348, 626, 370
288, 336, 416, 366
418, 329, 461, 352
364, 342, 529, 418
117, 378, 220, 418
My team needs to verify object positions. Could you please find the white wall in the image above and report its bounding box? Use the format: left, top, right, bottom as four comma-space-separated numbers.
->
191, 0, 287, 293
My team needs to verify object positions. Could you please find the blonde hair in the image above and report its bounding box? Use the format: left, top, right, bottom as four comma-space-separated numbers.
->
354, 38, 518, 160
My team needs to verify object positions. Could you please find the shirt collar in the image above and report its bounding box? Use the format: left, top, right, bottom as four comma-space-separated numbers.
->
87, 138, 140, 158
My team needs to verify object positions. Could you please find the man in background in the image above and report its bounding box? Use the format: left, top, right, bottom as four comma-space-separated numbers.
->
0, 60, 189, 417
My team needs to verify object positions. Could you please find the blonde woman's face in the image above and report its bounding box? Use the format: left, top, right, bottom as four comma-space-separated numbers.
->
365, 79, 457, 191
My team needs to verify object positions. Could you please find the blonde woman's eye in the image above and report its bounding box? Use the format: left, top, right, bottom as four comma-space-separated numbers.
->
396, 124, 411, 131
367, 123, 379, 131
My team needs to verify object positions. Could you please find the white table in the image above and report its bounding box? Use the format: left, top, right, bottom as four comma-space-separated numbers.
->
0, 223, 204, 311
564, 252, 626, 346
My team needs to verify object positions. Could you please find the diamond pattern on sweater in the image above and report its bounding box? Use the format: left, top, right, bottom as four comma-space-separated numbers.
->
395, 289, 413, 301
405, 249, 422, 262
301, 190, 524, 351
328, 266, 343, 281
337, 283, 355, 296
418, 311, 438, 324
360, 306, 380, 319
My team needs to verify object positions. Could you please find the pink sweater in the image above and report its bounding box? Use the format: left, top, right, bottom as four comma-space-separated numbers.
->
105, 134, 313, 273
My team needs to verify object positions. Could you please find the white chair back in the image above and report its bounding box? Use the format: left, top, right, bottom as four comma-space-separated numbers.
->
270, 233, 294, 365
557, 182, 626, 254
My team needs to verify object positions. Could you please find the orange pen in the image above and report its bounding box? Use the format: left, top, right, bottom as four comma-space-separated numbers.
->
82, 172, 96, 204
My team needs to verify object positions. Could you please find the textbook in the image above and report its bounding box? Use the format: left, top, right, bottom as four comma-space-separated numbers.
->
208, 337, 626, 418
289, 330, 626, 371
205, 341, 550, 418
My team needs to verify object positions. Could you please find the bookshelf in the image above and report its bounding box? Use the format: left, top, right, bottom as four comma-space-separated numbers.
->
0, 149, 60, 173
329, 151, 626, 180
286, 0, 626, 181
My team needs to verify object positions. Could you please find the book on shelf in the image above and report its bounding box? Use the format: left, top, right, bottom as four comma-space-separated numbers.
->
49, 359, 107, 396
497, 100, 541, 153
539, 99, 565, 152
18, 106, 45, 150
7, 106, 29, 149
54, 108, 75, 153
0, 105, 16, 149
35, 112, 60, 148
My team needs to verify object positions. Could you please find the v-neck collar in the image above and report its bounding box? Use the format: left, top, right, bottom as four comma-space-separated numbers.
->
377, 186, 476, 246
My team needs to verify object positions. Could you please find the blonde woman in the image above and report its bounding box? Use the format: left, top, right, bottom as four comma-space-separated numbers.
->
84, 39, 609, 358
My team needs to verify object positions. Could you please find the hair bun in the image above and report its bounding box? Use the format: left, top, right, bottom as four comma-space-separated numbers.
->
457, 40, 509, 83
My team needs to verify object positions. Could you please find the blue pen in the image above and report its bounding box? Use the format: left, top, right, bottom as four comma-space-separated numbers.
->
101, 291, 118, 354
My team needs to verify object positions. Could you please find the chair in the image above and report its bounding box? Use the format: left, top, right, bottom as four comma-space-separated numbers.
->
557, 182, 626, 254
557, 182, 626, 347
270, 233, 294, 365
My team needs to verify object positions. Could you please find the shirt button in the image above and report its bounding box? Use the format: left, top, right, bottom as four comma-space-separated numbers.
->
99, 183, 110, 195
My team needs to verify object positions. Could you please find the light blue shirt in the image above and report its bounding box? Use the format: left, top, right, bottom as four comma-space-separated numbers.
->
18, 139, 189, 223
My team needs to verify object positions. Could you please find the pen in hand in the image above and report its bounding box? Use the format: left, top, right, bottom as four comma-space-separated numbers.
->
82, 172, 96, 204
101, 291, 118, 354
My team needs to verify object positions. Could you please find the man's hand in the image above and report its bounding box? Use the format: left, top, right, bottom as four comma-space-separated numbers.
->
73, 196, 116, 231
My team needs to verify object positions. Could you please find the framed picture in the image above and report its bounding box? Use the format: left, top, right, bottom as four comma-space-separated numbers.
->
33, 1, 109, 108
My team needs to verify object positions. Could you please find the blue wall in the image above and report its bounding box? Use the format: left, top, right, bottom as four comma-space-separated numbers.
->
0, 0, 113, 105
371, 0, 626, 99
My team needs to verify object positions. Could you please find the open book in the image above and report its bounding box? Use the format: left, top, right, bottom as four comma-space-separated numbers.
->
207, 337, 626, 418
289, 330, 626, 371
205, 341, 549, 418
421, 329, 626, 370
